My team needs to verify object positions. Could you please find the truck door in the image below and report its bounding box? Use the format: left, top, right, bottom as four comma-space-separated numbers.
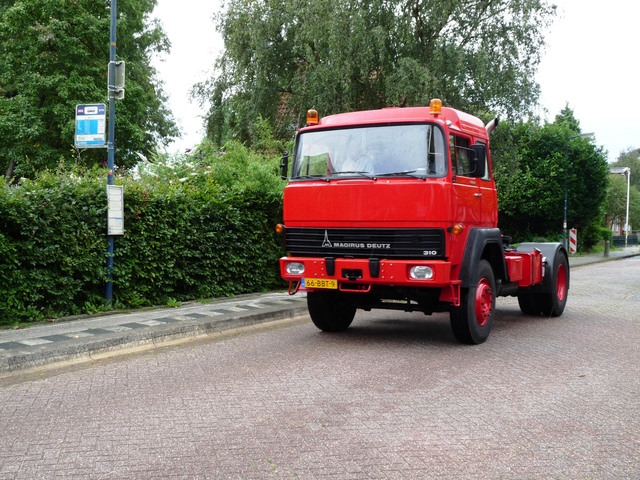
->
475, 141, 498, 227
450, 134, 482, 226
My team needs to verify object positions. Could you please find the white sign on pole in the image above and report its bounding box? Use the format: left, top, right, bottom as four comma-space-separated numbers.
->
75, 104, 107, 148
107, 184, 124, 235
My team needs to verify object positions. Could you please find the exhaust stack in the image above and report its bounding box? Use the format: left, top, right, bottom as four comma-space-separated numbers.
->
485, 118, 499, 135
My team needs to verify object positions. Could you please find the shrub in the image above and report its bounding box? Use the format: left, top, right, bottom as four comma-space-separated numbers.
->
0, 141, 286, 324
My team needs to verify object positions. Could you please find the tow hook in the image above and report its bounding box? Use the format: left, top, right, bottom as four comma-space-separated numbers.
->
288, 281, 301, 295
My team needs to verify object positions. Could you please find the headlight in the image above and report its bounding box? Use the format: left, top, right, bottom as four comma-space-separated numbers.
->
409, 266, 434, 280
285, 262, 305, 275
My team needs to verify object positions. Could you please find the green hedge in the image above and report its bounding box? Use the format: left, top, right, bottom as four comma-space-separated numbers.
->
0, 141, 286, 324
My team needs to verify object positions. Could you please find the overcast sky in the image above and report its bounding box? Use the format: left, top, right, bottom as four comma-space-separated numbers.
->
152, 0, 640, 160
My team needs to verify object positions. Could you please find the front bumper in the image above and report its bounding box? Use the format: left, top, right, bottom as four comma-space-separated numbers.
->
280, 256, 453, 291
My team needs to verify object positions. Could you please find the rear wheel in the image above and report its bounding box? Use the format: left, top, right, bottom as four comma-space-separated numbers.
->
538, 251, 569, 317
517, 293, 540, 315
307, 290, 356, 332
450, 260, 496, 344
517, 249, 569, 317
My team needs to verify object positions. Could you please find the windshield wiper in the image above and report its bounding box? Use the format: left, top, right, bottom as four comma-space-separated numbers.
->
294, 174, 329, 180
376, 170, 416, 176
375, 170, 426, 180
331, 170, 375, 179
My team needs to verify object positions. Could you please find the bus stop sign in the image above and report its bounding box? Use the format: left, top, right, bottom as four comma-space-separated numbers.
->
75, 104, 106, 148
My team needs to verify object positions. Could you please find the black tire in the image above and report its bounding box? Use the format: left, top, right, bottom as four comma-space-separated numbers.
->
307, 290, 356, 332
450, 260, 496, 345
517, 293, 540, 315
538, 250, 569, 317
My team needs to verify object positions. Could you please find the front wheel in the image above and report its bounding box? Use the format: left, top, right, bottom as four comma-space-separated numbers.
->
307, 290, 356, 332
450, 260, 496, 345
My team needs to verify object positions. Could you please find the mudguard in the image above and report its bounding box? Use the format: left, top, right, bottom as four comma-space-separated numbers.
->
459, 228, 507, 288
516, 242, 569, 293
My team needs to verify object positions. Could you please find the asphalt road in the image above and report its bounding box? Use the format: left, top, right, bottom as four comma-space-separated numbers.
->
0, 255, 639, 479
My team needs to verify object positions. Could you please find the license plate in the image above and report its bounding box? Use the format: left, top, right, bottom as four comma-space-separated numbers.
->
302, 278, 338, 289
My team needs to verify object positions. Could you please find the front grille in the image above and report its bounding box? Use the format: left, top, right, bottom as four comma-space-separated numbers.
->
285, 228, 445, 259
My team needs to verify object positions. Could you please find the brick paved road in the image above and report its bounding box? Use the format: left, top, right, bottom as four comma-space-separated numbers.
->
1, 258, 639, 479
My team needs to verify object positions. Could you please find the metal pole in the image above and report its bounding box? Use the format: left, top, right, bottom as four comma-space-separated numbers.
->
625, 168, 630, 248
105, 0, 117, 307
564, 141, 570, 250
563, 132, 594, 250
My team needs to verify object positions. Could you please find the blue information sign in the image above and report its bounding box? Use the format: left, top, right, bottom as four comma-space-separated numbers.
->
75, 104, 107, 148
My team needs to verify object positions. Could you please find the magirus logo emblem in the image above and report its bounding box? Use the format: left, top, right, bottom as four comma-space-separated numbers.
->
322, 230, 332, 248
321, 230, 390, 249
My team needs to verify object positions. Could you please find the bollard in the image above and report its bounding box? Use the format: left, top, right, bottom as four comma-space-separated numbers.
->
604, 240, 610, 257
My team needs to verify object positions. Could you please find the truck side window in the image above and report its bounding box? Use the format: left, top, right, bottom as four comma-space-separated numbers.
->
449, 135, 472, 176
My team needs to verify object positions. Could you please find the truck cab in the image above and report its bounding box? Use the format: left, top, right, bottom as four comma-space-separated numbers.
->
278, 100, 568, 344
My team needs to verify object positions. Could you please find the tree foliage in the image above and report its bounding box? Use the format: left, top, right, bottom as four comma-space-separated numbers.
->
603, 147, 640, 234
196, 0, 556, 145
604, 174, 640, 234
491, 107, 609, 246
610, 147, 640, 190
0, 0, 178, 180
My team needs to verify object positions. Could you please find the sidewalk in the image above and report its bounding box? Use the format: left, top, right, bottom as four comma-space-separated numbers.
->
0, 292, 308, 374
568, 245, 640, 267
2, 246, 639, 375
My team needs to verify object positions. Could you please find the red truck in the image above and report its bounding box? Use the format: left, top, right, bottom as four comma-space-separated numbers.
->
277, 99, 569, 344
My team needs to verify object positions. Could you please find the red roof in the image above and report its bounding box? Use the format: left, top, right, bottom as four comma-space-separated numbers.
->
303, 106, 487, 138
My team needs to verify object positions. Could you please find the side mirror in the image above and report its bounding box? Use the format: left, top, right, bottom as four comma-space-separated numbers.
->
280, 152, 289, 180
470, 144, 486, 178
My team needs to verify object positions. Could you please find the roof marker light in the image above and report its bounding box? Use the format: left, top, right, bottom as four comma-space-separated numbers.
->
306, 109, 319, 126
429, 98, 442, 116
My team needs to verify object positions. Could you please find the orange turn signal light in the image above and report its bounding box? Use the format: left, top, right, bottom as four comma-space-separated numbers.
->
275, 224, 285, 234
451, 224, 463, 235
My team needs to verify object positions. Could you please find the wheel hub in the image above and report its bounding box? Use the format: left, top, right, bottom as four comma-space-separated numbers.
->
556, 263, 567, 302
474, 279, 493, 327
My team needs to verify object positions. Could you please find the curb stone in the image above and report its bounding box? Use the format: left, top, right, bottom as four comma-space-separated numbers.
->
0, 293, 308, 374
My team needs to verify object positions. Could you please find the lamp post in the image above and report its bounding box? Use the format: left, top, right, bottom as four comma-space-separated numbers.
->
624, 167, 630, 248
564, 132, 595, 250
609, 167, 631, 247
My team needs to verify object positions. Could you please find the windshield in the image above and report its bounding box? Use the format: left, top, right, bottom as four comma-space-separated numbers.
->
291, 124, 446, 179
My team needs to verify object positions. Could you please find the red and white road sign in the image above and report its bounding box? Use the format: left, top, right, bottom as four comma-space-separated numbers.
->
569, 228, 577, 253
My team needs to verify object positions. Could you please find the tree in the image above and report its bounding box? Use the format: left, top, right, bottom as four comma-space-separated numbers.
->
0, 0, 179, 180
195, 0, 556, 146
604, 174, 640, 233
492, 107, 609, 245
610, 147, 640, 191
554, 103, 581, 133
606, 148, 640, 235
